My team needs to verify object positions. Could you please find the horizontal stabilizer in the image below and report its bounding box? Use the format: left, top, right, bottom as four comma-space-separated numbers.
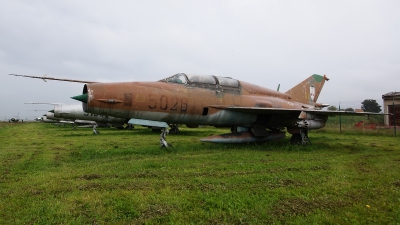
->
208, 105, 390, 116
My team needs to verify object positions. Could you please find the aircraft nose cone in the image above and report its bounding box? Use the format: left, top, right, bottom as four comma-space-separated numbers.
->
71, 94, 88, 103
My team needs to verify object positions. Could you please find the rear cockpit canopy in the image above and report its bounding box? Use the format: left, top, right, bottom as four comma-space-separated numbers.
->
215, 76, 239, 88
162, 73, 239, 88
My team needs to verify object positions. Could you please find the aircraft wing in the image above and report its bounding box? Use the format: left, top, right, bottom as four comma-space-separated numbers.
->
209, 106, 388, 116
25, 102, 63, 105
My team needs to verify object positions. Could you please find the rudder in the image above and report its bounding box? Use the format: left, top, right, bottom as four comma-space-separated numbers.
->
285, 74, 329, 105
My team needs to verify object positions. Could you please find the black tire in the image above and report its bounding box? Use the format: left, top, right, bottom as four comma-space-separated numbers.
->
290, 133, 302, 144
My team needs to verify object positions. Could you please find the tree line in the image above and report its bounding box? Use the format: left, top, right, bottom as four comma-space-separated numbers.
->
327, 99, 382, 113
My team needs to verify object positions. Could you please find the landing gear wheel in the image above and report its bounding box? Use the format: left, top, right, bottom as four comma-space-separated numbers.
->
169, 124, 180, 134
290, 133, 302, 144
290, 129, 311, 145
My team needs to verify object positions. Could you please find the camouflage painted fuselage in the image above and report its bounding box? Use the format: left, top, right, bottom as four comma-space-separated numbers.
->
80, 74, 329, 131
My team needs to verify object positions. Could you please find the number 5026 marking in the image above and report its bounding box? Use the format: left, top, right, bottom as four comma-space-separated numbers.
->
148, 94, 187, 112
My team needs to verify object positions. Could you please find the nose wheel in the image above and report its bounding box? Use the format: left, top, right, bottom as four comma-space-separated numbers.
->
160, 128, 172, 148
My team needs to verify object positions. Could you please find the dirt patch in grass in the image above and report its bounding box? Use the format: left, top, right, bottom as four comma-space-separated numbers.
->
393, 180, 400, 187
133, 204, 173, 224
29, 189, 43, 196
28, 150, 41, 161
131, 171, 159, 178
343, 191, 364, 202
251, 179, 304, 191
1, 153, 25, 181
360, 154, 382, 159
338, 143, 363, 153
78, 182, 102, 191
287, 167, 301, 172
278, 179, 303, 187
272, 197, 348, 218
309, 165, 330, 170
80, 174, 102, 180
172, 182, 219, 192
118, 182, 153, 191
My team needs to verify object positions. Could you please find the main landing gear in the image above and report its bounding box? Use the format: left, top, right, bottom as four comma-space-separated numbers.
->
290, 129, 311, 145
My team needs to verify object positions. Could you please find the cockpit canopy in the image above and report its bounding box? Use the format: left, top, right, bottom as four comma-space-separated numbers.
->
162, 73, 239, 88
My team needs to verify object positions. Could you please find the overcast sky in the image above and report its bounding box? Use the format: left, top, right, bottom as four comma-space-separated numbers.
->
1, 0, 399, 120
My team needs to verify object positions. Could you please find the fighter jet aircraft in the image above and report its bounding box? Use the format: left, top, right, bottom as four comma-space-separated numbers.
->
9, 73, 384, 145
40, 115, 58, 123
25, 103, 132, 133
38, 114, 78, 127
70, 73, 388, 145
9, 113, 23, 122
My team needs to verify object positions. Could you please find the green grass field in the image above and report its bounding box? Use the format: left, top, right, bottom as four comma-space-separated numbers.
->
0, 122, 399, 224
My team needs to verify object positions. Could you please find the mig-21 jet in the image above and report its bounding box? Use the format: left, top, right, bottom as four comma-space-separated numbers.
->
8, 113, 23, 122
26, 103, 131, 133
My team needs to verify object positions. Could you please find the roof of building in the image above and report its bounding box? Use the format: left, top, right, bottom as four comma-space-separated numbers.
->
382, 92, 400, 99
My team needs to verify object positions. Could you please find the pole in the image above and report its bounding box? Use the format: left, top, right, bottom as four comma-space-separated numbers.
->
393, 95, 397, 136
339, 102, 342, 133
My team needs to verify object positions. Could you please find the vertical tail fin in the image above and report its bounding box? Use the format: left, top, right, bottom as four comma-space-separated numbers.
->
285, 74, 329, 105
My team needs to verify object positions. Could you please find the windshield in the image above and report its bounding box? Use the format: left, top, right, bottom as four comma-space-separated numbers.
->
164, 73, 187, 84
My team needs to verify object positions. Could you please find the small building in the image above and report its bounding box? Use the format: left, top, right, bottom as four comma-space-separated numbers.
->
382, 92, 400, 126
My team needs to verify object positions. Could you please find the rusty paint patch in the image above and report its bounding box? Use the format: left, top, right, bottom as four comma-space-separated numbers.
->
135, 94, 145, 102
